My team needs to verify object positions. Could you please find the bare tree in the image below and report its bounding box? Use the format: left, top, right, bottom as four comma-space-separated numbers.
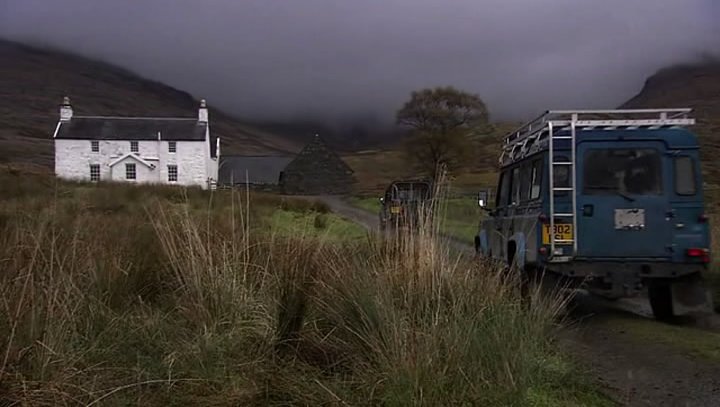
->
396, 86, 490, 178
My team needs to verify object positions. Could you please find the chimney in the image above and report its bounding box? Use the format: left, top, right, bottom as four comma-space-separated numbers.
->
198, 99, 208, 123
60, 96, 73, 121
216, 137, 221, 158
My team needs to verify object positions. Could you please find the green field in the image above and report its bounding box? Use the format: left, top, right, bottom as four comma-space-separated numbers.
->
0, 169, 612, 406
349, 195, 485, 242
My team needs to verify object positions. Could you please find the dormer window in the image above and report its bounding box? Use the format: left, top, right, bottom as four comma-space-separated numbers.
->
168, 141, 177, 153
91, 141, 99, 152
130, 141, 139, 153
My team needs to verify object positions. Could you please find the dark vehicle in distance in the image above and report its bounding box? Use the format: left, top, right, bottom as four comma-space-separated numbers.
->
379, 179, 433, 231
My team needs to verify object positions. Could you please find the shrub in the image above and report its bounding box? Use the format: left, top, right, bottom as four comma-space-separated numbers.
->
313, 213, 328, 230
310, 200, 331, 214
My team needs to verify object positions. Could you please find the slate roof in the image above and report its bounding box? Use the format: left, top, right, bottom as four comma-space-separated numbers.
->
55, 116, 217, 157
219, 155, 293, 185
283, 134, 354, 174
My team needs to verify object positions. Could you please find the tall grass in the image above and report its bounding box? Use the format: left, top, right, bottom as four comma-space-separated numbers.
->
0, 172, 602, 405
708, 218, 719, 311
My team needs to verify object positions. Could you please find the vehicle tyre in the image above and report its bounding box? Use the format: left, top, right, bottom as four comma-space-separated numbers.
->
648, 281, 674, 321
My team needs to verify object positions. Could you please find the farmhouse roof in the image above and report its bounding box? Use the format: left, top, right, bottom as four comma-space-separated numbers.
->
55, 117, 207, 142
219, 155, 294, 185
55, 116, 217, 158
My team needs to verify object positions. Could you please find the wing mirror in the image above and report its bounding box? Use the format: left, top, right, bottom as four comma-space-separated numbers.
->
477, 190, 489, 208
477, 189, 493, 212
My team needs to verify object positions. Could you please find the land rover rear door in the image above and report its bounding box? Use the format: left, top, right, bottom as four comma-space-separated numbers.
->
576, 140, 672, 259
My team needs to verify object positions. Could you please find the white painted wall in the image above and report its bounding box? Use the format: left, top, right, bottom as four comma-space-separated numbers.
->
110, 155, 158, 183
54, 138, 213, 189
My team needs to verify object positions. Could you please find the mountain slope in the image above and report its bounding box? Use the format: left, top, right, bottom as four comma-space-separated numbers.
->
0, 40, 301, 168
621, 60, 720, 183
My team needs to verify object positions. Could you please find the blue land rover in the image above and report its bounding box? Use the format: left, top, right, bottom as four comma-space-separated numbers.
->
475, 109, 713, 320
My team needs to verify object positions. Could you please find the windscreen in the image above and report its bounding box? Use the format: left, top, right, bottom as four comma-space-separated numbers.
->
583, 148, 663, 195
391, 183, 431, 201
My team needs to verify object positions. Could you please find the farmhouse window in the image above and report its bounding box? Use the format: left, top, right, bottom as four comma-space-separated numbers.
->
168, 141, 177, 153
90, 164, 100, 182
130, 141, 139, 153
126, 163, 136, 180
91, 141, 99, 152
168, 165, 178, 182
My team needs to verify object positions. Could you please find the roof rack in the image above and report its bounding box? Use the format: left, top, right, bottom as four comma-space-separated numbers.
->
499, 108, 695, 167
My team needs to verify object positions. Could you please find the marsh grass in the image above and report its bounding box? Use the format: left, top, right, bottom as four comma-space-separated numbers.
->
0, 171, 605, 406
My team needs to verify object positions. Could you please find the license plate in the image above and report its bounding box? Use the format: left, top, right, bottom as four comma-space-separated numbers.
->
542, 224, 573, 244
390, 206, 401, 214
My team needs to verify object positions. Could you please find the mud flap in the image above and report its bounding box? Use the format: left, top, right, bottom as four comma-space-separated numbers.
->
671, 278, 715, 316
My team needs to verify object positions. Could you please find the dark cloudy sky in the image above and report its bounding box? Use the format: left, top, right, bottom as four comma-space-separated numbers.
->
1, 0, 718, 124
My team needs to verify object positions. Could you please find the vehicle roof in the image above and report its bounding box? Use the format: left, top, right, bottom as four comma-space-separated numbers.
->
500, 127, 700, 169
573, 127, 699, 148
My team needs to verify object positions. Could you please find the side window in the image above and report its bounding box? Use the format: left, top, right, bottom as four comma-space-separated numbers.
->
510, 167, 521, 205
496, 171, 511, 208
674, 156, 696, 195
519, 163, 531, 202
529, 159, 543, 199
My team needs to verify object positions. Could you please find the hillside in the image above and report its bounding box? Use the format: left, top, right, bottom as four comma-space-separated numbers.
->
0, 40, 301, 168
348, 62, 720, 196
621, 60, 720, 183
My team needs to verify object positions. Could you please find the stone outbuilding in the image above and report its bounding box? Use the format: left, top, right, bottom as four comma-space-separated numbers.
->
279, 134, 356, 195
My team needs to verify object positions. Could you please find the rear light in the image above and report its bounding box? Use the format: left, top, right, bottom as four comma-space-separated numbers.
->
538, 214, 549, 224
538, 246, 548, 255
698, 214, 708, 223
686, 248, 710, 264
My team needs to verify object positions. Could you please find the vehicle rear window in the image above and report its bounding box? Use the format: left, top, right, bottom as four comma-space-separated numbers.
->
553, 155, 570, 195
674, 156, 696, 195
583, 148, 662, 195
391, 183, 430, 201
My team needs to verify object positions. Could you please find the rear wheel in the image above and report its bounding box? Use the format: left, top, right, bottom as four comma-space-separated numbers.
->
648, 281, 674, 321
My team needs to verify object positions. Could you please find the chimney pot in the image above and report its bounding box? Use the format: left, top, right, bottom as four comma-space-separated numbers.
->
198, 99, 208, 123
60, 96, 73, 121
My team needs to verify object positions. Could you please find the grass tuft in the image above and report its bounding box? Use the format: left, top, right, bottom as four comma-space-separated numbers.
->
0, 169, 608, 405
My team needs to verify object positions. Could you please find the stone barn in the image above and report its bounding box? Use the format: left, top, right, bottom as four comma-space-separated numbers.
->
279, 135, 356, 195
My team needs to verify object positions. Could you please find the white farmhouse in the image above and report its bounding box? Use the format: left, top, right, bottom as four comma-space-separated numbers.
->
53, 97, 220, 189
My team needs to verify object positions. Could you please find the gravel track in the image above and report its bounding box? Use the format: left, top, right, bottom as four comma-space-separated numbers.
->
308, 195, 720, 407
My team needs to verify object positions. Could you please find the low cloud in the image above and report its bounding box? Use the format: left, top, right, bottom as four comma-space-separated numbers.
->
2, 0, 718, 124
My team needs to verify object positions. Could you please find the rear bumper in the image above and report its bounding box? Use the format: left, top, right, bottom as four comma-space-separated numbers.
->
548, 260, 706, 280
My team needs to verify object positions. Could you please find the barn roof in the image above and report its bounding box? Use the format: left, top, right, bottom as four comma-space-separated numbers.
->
283, 134, 354, 174
219, 155, 293, 185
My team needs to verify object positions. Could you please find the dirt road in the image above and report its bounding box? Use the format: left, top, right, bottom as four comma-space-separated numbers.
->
315, 195, 720, 407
